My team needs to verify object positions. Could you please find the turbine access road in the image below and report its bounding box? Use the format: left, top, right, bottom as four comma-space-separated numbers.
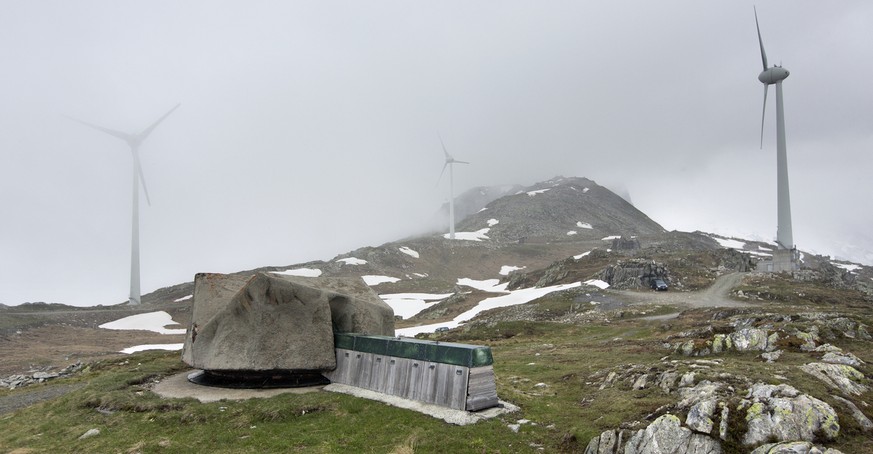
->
615, 272, 754, 321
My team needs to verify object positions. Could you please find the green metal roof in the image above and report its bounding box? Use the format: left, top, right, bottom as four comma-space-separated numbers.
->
334, 333, 493, 368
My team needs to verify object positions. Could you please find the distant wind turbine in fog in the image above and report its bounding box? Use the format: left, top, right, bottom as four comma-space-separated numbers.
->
437, 133, 469, 240
66, 103, 180, 305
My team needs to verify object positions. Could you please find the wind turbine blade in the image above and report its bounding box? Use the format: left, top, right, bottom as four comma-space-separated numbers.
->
137, 103, 181, 141
754, 7, 769, 70
437, 132, 451, 160
132, 150, 152, 206
760, 84, 768, 149
436, 162, 449, 187
455, 160, 470, 164
63, 115, 132, 143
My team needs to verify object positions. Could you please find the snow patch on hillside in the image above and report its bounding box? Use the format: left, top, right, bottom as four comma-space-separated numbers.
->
584, 279, 610, 290
567, 231, 577, 236
710, 236, 746, 249
395, 282, 582, 336
362, 275, 401, 286
399, 247, 419, 258
500, 265, 526, 276
272, 268, 322, 277
834, 263, 861, 273
457, 278, 508, 293
574, 251, 591, 260
526, 189, 550, 197
337, 257, 367, 265
121, 344, 183, 354
487, 219, 499, 227
174, 295, 192, 302
380, 293, 453, 319
100, 311, 186, 335
445, 228, 490, 241
602, 235, 621, 241
577, 222, 593, 229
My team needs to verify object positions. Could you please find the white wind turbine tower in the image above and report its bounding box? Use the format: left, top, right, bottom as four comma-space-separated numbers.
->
67, 104, 181, 304
754, 8, 798, 272
437, 133, 469, 240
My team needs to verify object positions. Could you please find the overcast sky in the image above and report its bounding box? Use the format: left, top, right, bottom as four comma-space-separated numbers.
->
2, 1, 871, 306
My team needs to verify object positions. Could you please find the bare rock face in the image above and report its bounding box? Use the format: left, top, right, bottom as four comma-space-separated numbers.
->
585, 414, 722, 454
182, 272, 394, 372
740, 383, 840, 446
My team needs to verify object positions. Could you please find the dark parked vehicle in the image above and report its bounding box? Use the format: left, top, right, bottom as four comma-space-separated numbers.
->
651, 279, 668, 291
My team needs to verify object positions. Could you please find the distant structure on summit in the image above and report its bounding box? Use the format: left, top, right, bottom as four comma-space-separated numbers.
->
437, 133, 469, 240
753, 8, 799, 272
67, 104, 181, 304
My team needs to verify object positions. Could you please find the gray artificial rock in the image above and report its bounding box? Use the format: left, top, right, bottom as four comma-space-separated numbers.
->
799, 362, 867, 396
182, 272, 394, 372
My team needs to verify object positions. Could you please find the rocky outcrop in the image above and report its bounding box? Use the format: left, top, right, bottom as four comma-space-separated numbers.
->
674, 327, 778, 357
590, 361, 846, 451
599, 259, 670, 290
182, 272, 394, 372
585, 414, 722, 454
740, 383, 840, 446
749, 441, 844, 454
0, 361, 85, 390
799, 363, 868, 396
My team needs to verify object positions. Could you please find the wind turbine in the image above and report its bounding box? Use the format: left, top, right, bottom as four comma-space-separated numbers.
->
755, 7, 795, 258
437, 133, 469, 240
67, 103, 180, 305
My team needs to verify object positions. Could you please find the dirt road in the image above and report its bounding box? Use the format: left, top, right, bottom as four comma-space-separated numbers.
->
616, 272, 752, 309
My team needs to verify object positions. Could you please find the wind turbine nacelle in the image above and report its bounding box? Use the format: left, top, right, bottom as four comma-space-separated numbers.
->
758, 67, 789, 85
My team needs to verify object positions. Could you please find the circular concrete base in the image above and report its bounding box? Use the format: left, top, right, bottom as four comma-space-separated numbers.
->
152, 370, 324, 403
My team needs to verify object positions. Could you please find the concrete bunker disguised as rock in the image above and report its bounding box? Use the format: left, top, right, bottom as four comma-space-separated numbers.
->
182, 272, 394, 385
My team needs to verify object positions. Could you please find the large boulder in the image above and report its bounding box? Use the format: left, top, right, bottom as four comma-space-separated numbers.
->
749, 441, 844, 454
799, 363, 867, 396
740, 383, 840, 446
182, 272, 394, 371
585, 414, 722, 454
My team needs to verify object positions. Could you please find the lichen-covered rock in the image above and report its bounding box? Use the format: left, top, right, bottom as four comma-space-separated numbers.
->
712, 335, 727, 354
799, 362, 868, 396
821, 352, 862, 367
761, 350, 783, 363
623, 414, 722, 454
686, 399, 718, 434
730, 328, 770, 352
679, 372, 697, 388
584, 428, 630, 454
749, 441, 844, 454
830, 395, 873, 432
678, 381, 727, 435
633, 374, 650, 390
658, 371, 678, 394
740, 383, 840, 446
